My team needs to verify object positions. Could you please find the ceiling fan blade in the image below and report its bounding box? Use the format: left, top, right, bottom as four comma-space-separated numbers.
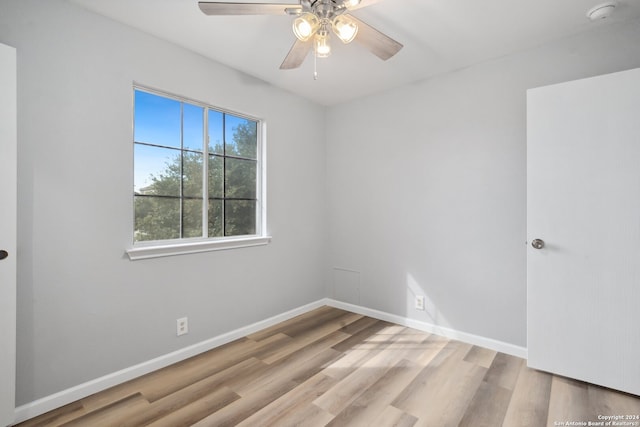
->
348, 15, 403, 61
198, 2, 302, 15
280, 39, 313, 69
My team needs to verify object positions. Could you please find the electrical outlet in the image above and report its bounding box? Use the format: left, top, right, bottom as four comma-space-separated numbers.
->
176, 317, 188, 336
415, 296, 425, 311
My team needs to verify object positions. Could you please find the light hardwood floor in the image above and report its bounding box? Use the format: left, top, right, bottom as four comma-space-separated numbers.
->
16, 306, 640, 426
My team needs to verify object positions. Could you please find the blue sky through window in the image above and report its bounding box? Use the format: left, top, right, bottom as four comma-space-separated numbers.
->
134, 89, 256, 193
134, 90, 181, 148
134, 90, 181, 192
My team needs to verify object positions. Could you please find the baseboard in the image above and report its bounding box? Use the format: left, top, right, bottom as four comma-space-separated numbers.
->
325, 298, 528, 359
12, 299, 326, 425
14, 297, 527, 424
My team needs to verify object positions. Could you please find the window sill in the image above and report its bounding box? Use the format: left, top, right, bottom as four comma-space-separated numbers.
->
126, 236, 272, 261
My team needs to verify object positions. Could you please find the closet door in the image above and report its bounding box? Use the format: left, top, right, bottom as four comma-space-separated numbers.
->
0, 42, 17, 426
527, 67, 640, 396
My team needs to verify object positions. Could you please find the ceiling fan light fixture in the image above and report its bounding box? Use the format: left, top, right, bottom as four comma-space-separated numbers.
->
315, 33, 332, 57
198, 0, 404, 71
332, 15, 358, 43
293, 13, 319, 41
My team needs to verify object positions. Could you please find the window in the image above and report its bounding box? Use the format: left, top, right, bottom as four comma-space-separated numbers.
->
128, 87, 268, 259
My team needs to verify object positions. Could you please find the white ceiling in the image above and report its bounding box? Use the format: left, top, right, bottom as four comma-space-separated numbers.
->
67, 0, 640, 105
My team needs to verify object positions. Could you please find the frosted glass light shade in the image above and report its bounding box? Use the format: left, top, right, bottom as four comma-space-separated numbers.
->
315, 34, 331, 57
293, 13, 319, 41
332, 15, 358, 43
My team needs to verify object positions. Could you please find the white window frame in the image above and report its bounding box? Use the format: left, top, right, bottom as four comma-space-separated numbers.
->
127, 85, 270, 260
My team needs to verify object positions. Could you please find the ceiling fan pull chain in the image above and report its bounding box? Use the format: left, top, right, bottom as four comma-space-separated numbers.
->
314, 44, 319, 80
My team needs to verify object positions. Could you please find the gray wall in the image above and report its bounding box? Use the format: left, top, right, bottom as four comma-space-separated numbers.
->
326, 19, 640, 347
0, 0, 327, 405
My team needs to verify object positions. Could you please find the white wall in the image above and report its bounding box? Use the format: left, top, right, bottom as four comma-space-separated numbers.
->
0, 0, 327, 405
326, 18, 640, 348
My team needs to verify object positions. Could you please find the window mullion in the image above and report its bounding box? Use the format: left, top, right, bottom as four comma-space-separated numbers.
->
222, 113, 227, 237
202, 108, 209, 238
180, 102, 185, 239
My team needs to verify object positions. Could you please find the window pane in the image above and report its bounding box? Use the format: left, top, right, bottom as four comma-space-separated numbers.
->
134, 196, 180, 241
182, 152, 203, 198
134, 144, 181, 196
183, 103, 204, 151
134, 90, 181, 148
182, 198, 203, 238
225, 158, 256, 199
208, 155, 224, 199
208, 110, 224, 155
225, 200, 256, 236
208, 199, 223, 237
225, 115, 257, 159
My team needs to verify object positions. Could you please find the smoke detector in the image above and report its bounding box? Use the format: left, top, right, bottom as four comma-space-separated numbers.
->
586, 2, 617, 21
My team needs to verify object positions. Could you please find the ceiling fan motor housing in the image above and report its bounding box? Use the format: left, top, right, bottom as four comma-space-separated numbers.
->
303, 0, 350, 19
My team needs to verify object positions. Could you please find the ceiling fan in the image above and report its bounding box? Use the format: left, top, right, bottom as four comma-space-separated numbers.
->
198, 0, 403, 70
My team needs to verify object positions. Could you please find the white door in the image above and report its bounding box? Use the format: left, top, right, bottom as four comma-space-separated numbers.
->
0, 43, 17, 426
527, 67, 640, 396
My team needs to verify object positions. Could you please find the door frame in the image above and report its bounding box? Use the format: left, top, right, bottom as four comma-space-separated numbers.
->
0, 42, 17, 426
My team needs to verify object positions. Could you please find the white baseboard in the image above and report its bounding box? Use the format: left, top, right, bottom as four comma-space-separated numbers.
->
14, 298, 527, 424
13, 299, 326, 424
324, 298, 528, 359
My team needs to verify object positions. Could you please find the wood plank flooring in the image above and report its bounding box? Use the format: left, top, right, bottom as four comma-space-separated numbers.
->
16, 306, 640, 426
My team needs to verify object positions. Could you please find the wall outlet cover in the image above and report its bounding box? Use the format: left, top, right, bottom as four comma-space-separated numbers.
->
176, 317, 188, 336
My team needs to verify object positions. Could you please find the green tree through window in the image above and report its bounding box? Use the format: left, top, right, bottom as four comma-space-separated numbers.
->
133, 88, 261, 243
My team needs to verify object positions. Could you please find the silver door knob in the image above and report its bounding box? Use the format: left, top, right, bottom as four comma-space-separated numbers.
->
531, 239, 545, 249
